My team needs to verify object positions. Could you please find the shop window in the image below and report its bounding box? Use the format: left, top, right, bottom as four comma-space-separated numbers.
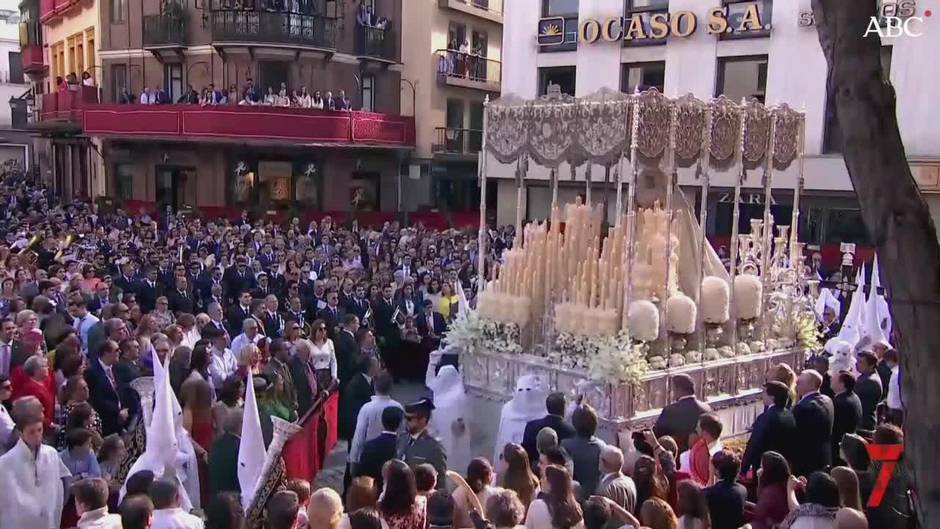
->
621, 61, 665, 93
540, 0, 578, 52
538, 66, 576, 97
715, 55, 767, 103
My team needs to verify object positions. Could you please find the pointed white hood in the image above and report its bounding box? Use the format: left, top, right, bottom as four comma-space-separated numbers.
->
238, 373, 266, 509
837, 265, 866, 347
870, 255, 893, 338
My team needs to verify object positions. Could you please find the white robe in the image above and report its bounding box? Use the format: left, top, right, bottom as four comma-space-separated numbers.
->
428, 365, 472, 472
494, 374, 549, 465
0, 439, 70, 529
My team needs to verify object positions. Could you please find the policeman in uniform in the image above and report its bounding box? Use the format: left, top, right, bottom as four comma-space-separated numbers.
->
397, 397, 448, 489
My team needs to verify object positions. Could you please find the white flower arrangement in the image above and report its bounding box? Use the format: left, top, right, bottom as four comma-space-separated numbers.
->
701, 276, 730, 324
628, 300, 660, 342
736, 342, 752, 356
445, 311, 522, 356
553, 330, 650, 386
703, 348, 720, 361
733, 274, 763, 320
666, 294, 697, 335
685, 350, 702, 363
649, 355, 668, 370
668, 353, 687, 368
748, 340, 765, 354
719, 345, 736, 358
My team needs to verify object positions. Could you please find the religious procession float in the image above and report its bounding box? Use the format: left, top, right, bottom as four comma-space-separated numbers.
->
446, 87, 820, 440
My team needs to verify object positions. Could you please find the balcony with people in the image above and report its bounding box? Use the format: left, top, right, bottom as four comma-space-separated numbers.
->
354, 2, 396, 63
209, 0, 336, 52
435, 46, 501, 93
37, 79, 414, 148
438, 0, 503, 24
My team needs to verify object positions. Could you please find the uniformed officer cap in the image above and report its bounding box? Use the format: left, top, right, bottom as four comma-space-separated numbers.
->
405, 397, 435, 417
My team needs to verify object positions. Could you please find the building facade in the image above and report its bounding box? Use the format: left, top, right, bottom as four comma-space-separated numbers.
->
399, 0, 502, 219
497, 0, 940, 258
0, 10, 31, 167
26, 0, 415, 219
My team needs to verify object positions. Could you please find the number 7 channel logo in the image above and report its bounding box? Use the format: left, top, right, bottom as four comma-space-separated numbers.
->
866, 444, 904, 508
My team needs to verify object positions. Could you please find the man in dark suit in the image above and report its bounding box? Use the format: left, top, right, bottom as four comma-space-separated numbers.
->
340, 356, 379, 442
792, 369, 835, 476
653, 374, 712, 454
344, 284, 371, 324
317, 290, 343, 339
260, 295, 284, 339
374, 284, 401, 378
167, 276, 195, 315
335, 314, 362, 392
84, 341, 128, 436
397, 398, 447, 490
227, 290, 254, 338
831, 370, 863, 465
288, 339, 320, 417
855, 352, 884, 434
223, 257, 255, 305
741, 381, 797, 475
357, 406, 404, 491
208, 408, 242, 496
417, 300, 447, 348
522, 392, 577, 465
135, 268, 162, 313
705, 451, 748, 529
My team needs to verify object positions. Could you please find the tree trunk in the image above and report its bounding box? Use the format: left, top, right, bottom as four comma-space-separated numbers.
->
812, 1, 940, 526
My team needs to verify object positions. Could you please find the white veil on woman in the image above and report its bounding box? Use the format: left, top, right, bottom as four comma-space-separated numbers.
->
428, 365, 472, 472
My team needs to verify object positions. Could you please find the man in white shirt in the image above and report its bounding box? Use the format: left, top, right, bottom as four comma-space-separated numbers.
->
69, 298, 100, 355
0, 317, 15, 377
230, 318, 262, 359
348, 371, 402, 468
73, 477, 122, 529
150, 477, 204, 529
205, 327, 237, 390
884, 349, 903, 424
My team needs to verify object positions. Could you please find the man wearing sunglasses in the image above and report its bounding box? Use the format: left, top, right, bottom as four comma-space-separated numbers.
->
397, 397, 447, 490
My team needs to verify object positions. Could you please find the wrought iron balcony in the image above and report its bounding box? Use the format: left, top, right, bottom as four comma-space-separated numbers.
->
143, 14, 187, 48
356, 25, 396, 62
211, 10, 336, 50
433, 127, 483, 156
435, 49, 501, 92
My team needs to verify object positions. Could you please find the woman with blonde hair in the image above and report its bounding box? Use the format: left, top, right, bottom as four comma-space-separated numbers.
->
235, 343, 262, 378
152, 296, 175, 328
768, 363, 797, 407
308, 487, 344, 529
641, 497, 679, 529
830, 466, 868, 528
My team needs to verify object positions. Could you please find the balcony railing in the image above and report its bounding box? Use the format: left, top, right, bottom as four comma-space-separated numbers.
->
38, 85, 100, 124
211, 10, 336, 49
435, 49, 501, 89
144, 14, 187, 48
75, 105, 415, 147
356, 25, 395, 61
433, 127, 482, 155
22, 45, 45, 73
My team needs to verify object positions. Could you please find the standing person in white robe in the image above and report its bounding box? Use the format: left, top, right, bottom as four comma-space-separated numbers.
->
428, 365, 471, 472
0, 396, 71, 529
493, 374, 548, 466
120, 349, 196, 510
